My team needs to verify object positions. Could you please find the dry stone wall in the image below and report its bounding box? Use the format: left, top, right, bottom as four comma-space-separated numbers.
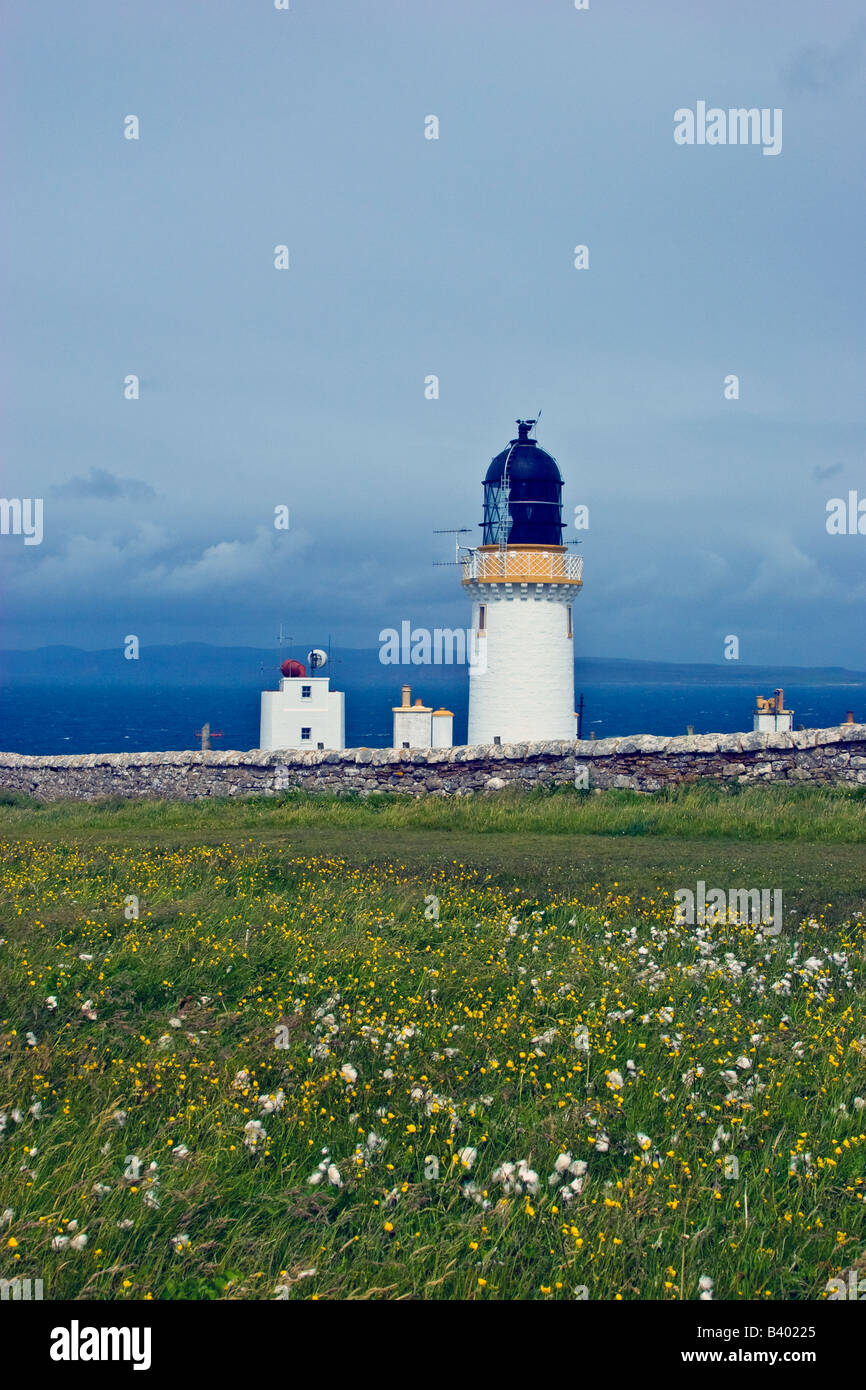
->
1, 725, 865, 801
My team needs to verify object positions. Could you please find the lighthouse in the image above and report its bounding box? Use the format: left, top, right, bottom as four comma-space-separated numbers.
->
463, 420, 583, 744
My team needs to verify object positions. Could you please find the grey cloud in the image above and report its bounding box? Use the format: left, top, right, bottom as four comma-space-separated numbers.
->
781, 22, 866, 93
54, 469, 157, 501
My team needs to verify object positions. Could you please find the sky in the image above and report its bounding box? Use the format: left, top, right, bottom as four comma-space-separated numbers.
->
1, 0, 864, 667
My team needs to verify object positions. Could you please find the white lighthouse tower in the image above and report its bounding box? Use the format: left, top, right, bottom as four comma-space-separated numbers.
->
463, 420, 583, 745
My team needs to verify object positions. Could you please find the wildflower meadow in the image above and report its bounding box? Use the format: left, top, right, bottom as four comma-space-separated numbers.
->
1, 787, 864, 1301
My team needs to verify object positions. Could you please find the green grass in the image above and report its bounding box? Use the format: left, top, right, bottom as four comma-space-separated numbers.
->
0, 787, 864, 1300
2, 780, 866, 841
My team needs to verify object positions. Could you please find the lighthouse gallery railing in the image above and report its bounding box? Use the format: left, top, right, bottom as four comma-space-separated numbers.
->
461, 550, 583, 585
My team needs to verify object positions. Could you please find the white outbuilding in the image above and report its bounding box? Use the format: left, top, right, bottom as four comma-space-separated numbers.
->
260, 657, 345, 751
753, 689, 794, 733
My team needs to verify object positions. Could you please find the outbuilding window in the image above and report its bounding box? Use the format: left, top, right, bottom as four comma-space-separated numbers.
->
301, 685, 311, 698
301, 727, 311, 741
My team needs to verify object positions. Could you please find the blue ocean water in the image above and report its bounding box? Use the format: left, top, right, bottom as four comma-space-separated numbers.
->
0, 681, 861, 756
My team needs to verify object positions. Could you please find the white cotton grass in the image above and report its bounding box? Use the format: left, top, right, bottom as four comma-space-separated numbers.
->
243, 1120, 267, 1152
340, 1063, 358, 1085
548, 1153, 588, 1200
308, 1159, 343, 1188
460, 1181, 491, 1210
698, 1274, 714, 1300
711, 1126, 730, 1154
492, 1159, 540, 1197
274, 1268, 316, 1296
258, 1090, 286, 1115
353, 1130, 387, 1169
140, 1161, 161, 1209
635, 1132, 656, 1165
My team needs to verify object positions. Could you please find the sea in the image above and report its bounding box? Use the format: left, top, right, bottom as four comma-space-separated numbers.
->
0, 681, 861, 756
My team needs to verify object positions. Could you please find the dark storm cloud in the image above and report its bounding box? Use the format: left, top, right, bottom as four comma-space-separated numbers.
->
3, 0, 864, 668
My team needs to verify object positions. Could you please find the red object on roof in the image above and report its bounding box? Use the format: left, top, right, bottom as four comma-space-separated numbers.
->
281, 659, 306, 678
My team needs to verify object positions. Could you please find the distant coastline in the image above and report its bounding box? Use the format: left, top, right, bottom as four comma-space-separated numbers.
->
1, 643, 864, 690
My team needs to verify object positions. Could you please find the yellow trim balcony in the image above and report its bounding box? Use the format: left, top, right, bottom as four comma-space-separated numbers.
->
461, 545, 583, 587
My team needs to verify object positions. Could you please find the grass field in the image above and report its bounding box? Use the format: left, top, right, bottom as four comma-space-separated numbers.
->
0, 785, 864, 1301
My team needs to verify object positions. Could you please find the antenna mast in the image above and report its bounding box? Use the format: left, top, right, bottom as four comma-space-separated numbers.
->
432, 528, 472, 565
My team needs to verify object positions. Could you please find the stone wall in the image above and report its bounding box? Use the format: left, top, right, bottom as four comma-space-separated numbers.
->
1, 725, 864, 801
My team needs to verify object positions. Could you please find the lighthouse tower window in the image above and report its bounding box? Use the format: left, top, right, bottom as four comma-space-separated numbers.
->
301, 685, 311, 699
300, 727, 311, 742
478, 604, 487, 633
567, 607, 573, 639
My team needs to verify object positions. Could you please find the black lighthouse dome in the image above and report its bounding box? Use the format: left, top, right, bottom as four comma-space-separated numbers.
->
481, 420, 565, 546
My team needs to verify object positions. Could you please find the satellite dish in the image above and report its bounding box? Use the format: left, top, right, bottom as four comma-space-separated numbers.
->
308, 648, 328, 671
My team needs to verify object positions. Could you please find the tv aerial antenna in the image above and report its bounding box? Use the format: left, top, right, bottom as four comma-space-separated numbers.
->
263, 624, 295, 684
323, 633, 343, 675
433, 528, 473, 565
